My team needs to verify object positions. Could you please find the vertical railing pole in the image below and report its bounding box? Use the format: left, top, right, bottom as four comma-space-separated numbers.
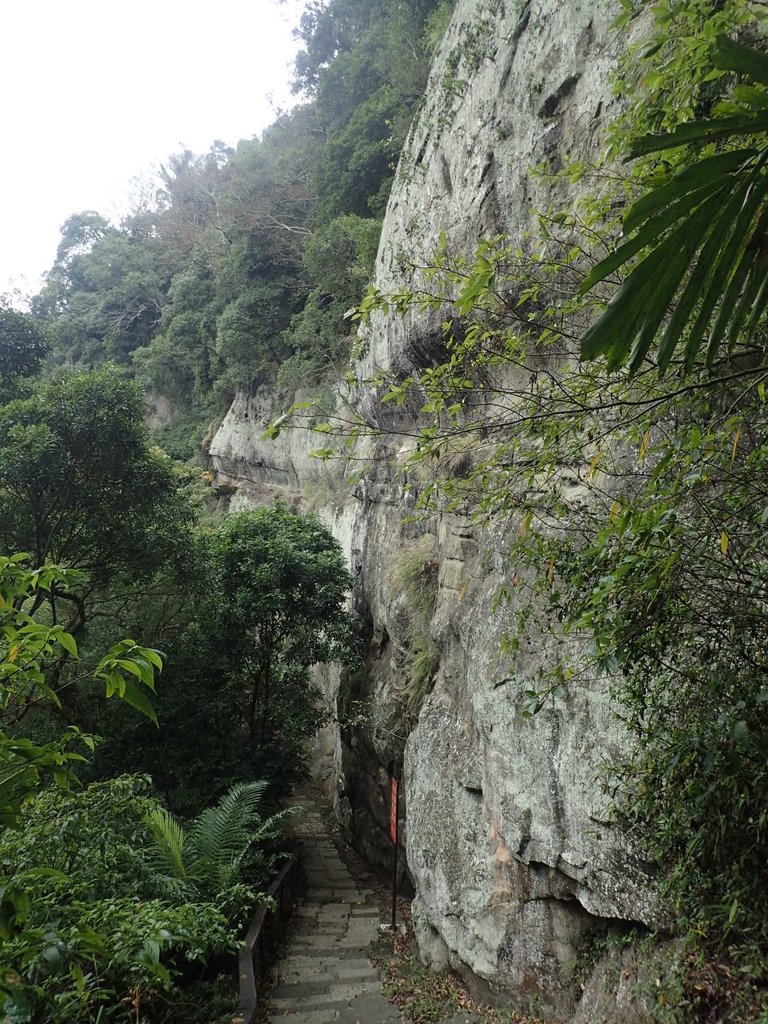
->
390, 772, 399, 931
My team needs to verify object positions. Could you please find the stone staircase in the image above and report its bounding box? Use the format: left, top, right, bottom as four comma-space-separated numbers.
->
265, 797, 404, 1024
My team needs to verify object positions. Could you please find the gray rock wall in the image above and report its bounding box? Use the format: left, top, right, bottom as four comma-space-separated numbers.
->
208, 0, 664, 1017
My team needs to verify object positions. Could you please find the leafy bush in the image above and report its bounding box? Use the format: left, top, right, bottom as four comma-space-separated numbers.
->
0, 775, 288, 1022
0, 775, 157, 903
2, 893, 233, 1024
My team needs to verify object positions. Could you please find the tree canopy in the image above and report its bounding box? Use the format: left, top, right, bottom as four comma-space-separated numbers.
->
0, 367, 191, 636
31, 0, 452, 421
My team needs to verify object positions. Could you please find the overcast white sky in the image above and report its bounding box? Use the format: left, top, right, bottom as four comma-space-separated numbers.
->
1, 0, 305, 300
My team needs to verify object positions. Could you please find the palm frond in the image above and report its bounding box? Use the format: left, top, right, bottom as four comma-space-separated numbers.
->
580, 36, 768, 375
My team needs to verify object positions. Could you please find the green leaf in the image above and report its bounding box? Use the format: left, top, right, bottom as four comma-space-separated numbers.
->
728, 237, 768, 347
659, 173, 761, 371
113, 657, 156, 689
144, 805, 187, 880
21, 867, 69, 882
118, 678, 158, 726
622, 150, 756, 235
728, 897, 740, 924
579, 178, 729, 297
703, 163, 768, 365
127, 656, 156, 688
141, 648, 163, 671
714, 35, 768, 87
746, 256, 768, 336
628, 274, 685, 373
582, 190, 725, 367
54, 629, 78, 659
628, 115, 768, 158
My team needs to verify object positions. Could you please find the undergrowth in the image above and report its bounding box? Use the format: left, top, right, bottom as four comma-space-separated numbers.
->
369, 913, 556, 1024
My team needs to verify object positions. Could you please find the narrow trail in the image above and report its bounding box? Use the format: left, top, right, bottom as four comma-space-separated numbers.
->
265, 795, 404, 1024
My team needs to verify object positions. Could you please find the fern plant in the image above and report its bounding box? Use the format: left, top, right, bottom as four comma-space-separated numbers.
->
144, 781, 294, 903
144, 804, 189, 897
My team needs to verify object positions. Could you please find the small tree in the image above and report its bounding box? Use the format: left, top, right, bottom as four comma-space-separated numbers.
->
204, 502, 356, 740
0, 366, 192, 639
201, 502, 357, 790
0, 308, 49, 396
94, 502, 358, 807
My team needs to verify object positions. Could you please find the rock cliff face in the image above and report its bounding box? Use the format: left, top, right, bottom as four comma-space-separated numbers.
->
208, 0, 661, 1018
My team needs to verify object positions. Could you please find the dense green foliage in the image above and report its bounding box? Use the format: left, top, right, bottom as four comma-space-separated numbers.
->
35, 212, 166, 367
30, 0, 451, 435
94, 502, 358, 813
0, 774, 288, 1023
0, 562, 180, 1021
0, 367, 191, 631
0, 556, 161, 823
202, 504, 356, 741
0, 2, 446, 1020
0, 538, 340, 1021
295, 0, 451, 220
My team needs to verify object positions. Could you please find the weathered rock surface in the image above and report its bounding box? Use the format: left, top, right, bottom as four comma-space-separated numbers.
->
208, 0, 663, 1018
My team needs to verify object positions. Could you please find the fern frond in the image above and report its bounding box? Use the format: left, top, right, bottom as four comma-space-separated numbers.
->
188, 781, 268, 890
144, 804, 187, 880
250, 806, 298, 845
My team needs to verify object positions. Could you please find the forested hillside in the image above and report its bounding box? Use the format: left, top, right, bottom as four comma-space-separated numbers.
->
0, 3, 456, 1019
28, 0, 451, 457
7, 0, 768, 1021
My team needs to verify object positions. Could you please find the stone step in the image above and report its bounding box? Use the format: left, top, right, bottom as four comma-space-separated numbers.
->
263, 803, 404, 1024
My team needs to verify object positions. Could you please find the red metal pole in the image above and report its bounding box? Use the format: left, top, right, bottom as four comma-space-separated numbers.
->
391, 775, 399, 931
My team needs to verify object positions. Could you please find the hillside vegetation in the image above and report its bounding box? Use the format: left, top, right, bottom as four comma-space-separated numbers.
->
0, 2, 450, 1018
6, 0, 768, 1021
29, 0, 452, 457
